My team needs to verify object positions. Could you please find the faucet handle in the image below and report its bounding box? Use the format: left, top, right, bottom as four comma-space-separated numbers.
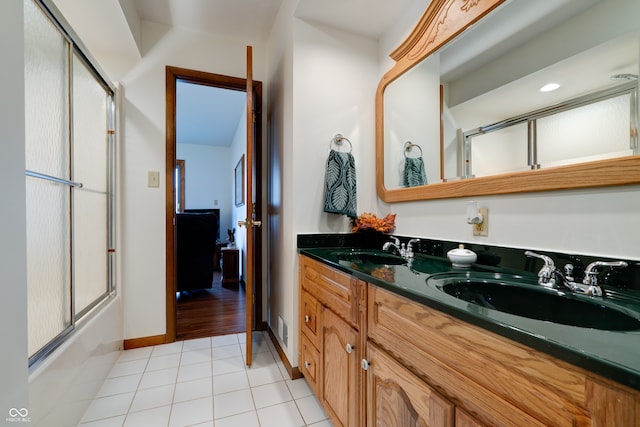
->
525, 251, 555, 268
583, 260, 628, 286
389, 236, 400, 245
525, 251, 556, 287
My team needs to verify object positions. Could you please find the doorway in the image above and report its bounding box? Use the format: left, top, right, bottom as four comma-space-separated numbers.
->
165, 66, 263, 342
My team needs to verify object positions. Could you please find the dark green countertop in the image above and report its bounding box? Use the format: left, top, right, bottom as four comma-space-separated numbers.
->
300, 247, 640, 391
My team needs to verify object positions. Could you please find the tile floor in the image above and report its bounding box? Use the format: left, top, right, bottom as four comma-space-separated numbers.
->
79, 332, 333, 427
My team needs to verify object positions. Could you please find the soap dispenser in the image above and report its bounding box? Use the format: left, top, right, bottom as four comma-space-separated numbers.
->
447, 244, 477, 268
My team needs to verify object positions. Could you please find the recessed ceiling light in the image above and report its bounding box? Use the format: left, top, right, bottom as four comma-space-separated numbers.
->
540, 83, 560, 92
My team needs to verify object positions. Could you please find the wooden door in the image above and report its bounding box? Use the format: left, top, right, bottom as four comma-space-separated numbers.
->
240, 45, 260, 365
323, 308, 359, 427
366, 342, 454, 427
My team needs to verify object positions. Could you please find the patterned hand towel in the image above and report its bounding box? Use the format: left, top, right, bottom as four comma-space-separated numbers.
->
324, 149, 357, 218
403, 156, 427, 187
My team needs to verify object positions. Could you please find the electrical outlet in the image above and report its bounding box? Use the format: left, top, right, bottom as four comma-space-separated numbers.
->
473, 208, 489, 236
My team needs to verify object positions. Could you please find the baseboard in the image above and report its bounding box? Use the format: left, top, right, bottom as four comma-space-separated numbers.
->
267, 326, 301, 380
123, 334, 167, 350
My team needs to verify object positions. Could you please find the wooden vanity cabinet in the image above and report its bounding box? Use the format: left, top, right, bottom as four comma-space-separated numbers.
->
299, 255, 366, 427
298, 255, 640, 426
368, 284, 640, 427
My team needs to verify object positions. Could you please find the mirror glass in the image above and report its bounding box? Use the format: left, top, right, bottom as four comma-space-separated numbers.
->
382, 0, 639, 192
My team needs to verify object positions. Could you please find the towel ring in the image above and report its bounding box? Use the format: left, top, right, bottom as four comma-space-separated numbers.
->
404, 141, 423, 158
330, 134, 353, 153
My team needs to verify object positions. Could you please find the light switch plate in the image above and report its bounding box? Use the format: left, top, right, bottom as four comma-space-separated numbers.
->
148, 171, 160, 188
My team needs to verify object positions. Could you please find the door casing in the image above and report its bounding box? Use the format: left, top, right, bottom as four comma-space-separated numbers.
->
164, 65, 263, 342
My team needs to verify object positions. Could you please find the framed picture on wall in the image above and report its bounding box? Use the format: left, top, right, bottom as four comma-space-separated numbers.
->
235, 154, 245, 207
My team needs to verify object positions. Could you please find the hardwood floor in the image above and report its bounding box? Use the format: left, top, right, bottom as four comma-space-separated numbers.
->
176, 272, 245, 341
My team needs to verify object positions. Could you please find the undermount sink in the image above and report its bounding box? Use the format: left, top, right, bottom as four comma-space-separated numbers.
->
428, 273, 640, 331
335, 250, 407, 266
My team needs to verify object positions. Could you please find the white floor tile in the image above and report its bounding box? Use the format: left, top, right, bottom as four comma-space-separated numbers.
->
108, 359, 148, 379
169, 396, 214, 427
308, 420, 334, 427
182, 337, 211, 352
83, 333, 321, 427
138, 367, 178, 390
213, 389, 255, 419
296, 394, 328, 425
123, 405, 171, 427
246, 364, 283, 387
213, 355, 245, 376
151, 341, 183, 357
180, 347, 212, 366
96, 374, 142, 398
248, 351, 277, 369
81, 392, 134, 423
214, 410, 260, 427
146, 352, 181, 372
78, 415, 126, 426
286, 378, 313, 400
213, 344, 242, 360
212, 335, 239, 347
251, 381, 293, 409
213, 371, 249, 395
117, 347, 151, 363
256, 401, 305, 427
177, 361, 212, 383
129, 384, 175, 413
173, 377, 213, 403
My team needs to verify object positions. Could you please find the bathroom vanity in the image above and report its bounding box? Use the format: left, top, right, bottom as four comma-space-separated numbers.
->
298, 236, 640, 426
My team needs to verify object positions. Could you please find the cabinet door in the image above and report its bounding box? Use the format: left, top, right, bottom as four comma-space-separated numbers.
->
323, 308, 360, 427
366, 342, 454, 427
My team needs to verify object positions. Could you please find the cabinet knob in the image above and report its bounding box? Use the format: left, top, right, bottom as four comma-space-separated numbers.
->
304, 315, 310, 323
361, 359, 370, 371
345, 343, 354, 354
304, 361, 311, 369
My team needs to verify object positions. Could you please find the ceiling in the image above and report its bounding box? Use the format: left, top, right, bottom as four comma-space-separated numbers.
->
53, 0, 415, 147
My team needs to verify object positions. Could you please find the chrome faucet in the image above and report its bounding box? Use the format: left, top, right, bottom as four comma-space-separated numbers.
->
525, 251, 628, 297
383, 237, 420, 260
382, 236, 401, 254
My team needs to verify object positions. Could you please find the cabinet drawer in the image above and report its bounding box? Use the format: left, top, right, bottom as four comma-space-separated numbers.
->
300, 334, 321, 397
300, 255, 362, 328
301, 291, 321, 348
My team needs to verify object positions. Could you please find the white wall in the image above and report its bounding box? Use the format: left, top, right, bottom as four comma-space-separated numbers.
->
0, 0, 29, 419
265, 13, 379, 364
230, 107, 247, 280
266, 0, 295, 355
114, 21, 267, 340
176, 143, 233, 235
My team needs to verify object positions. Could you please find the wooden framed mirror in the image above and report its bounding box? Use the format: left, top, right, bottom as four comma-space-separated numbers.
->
376, 0, 640, 203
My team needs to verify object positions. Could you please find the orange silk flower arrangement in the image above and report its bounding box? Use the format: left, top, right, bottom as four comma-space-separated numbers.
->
352, 213, 396, 233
